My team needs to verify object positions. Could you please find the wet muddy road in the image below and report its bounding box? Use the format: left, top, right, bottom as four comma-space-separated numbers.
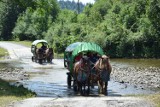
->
0, 42, 155, 107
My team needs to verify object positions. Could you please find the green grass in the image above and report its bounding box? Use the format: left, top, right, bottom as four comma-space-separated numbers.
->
54, 53, 64, 59
127, 94, 160, 107
0, 79, 36, 107
0, 40, 32, 59
0, 41, 36, 107
0, 47, 8, 60
11, 40, 32, 47
144, 94, 160, 107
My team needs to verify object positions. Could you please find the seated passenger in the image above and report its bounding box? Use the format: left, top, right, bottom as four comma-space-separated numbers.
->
74, 52, 82, 62
87, 52, 98, 64
92, 53, 100, 63
41, 44, 47, 51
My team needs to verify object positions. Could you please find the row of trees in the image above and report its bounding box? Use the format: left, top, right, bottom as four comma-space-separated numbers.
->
59, 0, 85, 13
0, 0, 160, 58
0, 0, 23, 40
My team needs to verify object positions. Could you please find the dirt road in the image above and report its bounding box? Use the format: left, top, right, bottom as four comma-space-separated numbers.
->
0, 42, 154, 107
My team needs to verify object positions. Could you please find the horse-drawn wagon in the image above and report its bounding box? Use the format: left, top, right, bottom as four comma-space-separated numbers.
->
64, 42, 112, 95
31, 40, 54, 64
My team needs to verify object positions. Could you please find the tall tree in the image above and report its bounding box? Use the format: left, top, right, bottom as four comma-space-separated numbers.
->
12, 0, 60, 40
0, 0, 34, 40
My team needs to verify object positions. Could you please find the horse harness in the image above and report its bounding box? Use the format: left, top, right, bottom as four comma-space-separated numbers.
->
79, 59, 90, 74
91, 58, 109, 78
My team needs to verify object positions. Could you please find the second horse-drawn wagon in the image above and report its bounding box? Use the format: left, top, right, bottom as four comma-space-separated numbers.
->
31, 40, 54, 64
64, 42, 112, 95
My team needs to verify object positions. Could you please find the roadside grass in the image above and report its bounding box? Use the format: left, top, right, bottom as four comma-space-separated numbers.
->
0, 47, 8, 60
0, 79, 36, 107
144, 94, 160, 107
54, 53, 64, 59
127, 94, 160, 107
11, 40, 32, 47
0, 41, 36, 106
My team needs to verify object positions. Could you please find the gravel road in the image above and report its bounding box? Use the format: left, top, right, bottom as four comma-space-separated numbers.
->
0, 42, 155, 107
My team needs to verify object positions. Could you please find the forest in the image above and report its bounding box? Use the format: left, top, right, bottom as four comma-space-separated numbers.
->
0, 0, 160, 58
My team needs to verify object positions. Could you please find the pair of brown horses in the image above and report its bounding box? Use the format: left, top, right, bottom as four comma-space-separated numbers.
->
36, 48, 54, 63
73, 54, 112, 95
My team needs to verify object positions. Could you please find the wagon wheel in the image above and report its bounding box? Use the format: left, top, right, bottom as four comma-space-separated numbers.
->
35, 57, 38, 63
32, 56, 34, 62
67, 74, 72, 88
39, 59, 43, 64
43, 58, 46, 63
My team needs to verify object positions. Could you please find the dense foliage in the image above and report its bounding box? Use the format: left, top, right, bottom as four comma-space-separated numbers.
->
12, 0, 60, 40
0, 0, 160, 58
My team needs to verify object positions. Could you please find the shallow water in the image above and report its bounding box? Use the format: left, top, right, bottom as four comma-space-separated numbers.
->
111, 58, 160, 68
0, 58, 158, 97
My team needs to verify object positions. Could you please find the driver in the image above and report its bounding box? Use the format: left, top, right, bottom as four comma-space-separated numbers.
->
41, 43, 47, 51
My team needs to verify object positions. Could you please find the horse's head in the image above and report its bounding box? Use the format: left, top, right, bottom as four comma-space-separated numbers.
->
101, 55, 109, 63
95, 55, 111, 71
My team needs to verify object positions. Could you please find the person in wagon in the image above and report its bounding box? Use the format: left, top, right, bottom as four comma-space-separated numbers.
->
41, 43, 47, 52
88, 52, 100, 74
74, 52, 83, 62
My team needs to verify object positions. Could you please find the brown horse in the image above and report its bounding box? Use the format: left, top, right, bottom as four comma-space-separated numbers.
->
45, 48, 54, 63
73, 56, 91, 95
35, 48, 44, 64
94, 55, 112, 95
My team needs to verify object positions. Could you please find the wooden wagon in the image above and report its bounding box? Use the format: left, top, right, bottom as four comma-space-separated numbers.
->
31, 40, 54, 64
64, 42, 104, 95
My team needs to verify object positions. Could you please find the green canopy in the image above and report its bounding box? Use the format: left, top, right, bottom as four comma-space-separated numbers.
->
71, 42, 104, 61
65, 42, 104, 73
65, 42, 83, 52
